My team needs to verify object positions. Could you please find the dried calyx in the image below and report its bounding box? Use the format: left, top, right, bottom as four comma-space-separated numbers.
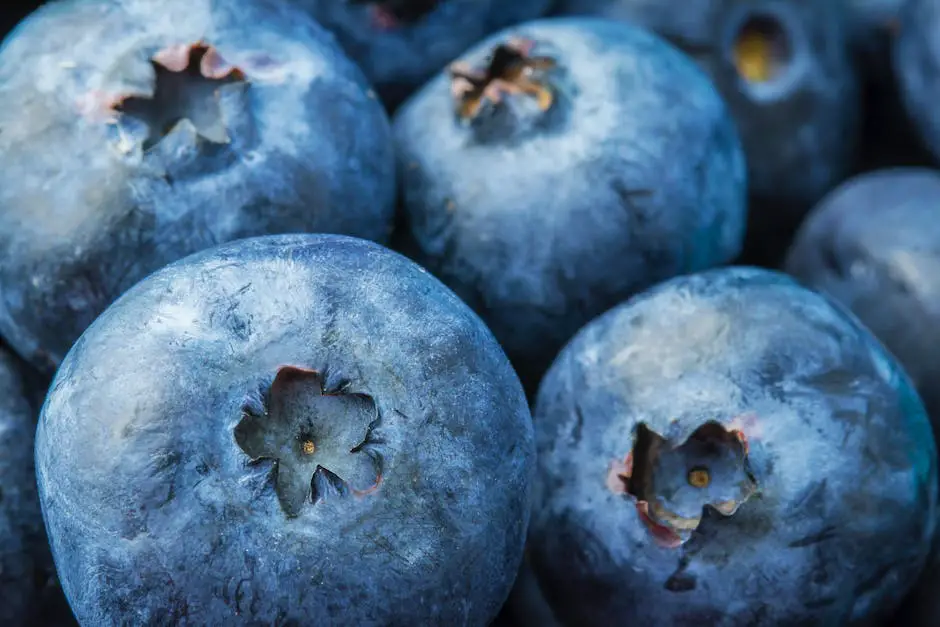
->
234, 366, 383, 518
448, 37, 556, 120
112, 42, 246, 150
609, 421, 758, 548
347, 0, 440, 27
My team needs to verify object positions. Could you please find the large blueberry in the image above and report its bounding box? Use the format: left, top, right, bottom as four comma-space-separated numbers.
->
552, 1, 859, 263
785, 168, 940, 429
894, 0, 940, 163
0, 344, 75, 627
290, 0, 552, 109
394, 17, 746, 391
0, 0, 396, 375
528, 267, 937, 625
36, 233, 533, 625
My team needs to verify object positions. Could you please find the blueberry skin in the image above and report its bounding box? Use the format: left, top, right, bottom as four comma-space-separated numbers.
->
36, 233, 534, 626
0, 344, 76, 627
394, 17, 746, 390
0, 345, 45, 625
0, 0, 396, 375
893, 0, 940, 163
785, 168, 940, 429
291, 0, 552, 109
529, 267, 937, 626
552, 0, 859, 214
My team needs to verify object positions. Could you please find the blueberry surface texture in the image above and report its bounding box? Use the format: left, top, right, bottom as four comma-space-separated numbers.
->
36, 233, 534, 626
528, 267, 938, 626
785, 167, 940, 429
394, 17, 747, 390
290, 0, 552, 109
552, 1, 859, 251
0, 344, 74, 627
894, 0, 940, 163
0, 0, 396, 375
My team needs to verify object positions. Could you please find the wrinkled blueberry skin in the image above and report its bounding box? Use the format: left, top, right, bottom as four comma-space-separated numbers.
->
894, 0, 940, 163
529, 267, 937, 626
0, 0, 396, 375
552, 1, 858, 221
291, 0, 552, 109
36, 234, 534, 626
0, 344, 75, 627
785, 168, 940, 430
395, 17, 746, 390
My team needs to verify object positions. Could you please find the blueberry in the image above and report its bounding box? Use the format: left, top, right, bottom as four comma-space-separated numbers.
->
847, 0, 902, 80
785, 168, 940, 430
848, 0, 932, 173
0, 0, 396, 375
290, 0, 552, 109
0, 344, 75, 627
527, 267, 937, 625
552, 1, 859, 263
893, 0, 940, 164
36, 233, 534, 625
393, 17, 746, 391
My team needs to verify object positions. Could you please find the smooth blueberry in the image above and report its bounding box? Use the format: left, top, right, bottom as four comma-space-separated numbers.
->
290, 0, 552, 109
394, 17, 746, 391
785, 168, 940, 429
0, 343, 75, 627
0, 0, 396, 375
552, 0, 859, 264
528, 267, 937, 625
36, 233, 534, 626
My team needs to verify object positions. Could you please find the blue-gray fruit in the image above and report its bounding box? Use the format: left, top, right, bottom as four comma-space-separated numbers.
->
785, 167, 940, 429
0, 344, 74, 626
394, 17, 746, 390
551, 0, 859, 212
36, 234, 534, 626
894, 0, 940, 163
528, 267, 937, 625
0, 0, 396, 375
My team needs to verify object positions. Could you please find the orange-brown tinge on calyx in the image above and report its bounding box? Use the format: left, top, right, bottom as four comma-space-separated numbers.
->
609, 420, 758, 549
448, 37, 556, 120
151, 42, 245, 81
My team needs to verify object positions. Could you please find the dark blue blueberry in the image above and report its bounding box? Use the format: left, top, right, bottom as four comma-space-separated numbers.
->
394, 17, 746, 391
848, 0, 932, 173
894, 0, 940, 164
0, 344, 76, 627
36, 233, 534, 625
290, 0, 552, 109
527, 267, 937, 625
847, 0, 901, 78
785, 168, 940, 430
552, 1, 859, 264
0, 0, 396, 375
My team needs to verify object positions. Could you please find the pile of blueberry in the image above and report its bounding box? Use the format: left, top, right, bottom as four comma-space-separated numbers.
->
2, 0, 940, 625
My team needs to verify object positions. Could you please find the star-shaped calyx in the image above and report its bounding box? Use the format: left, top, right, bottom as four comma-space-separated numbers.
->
234, 366, 383, 518
607, 420, 758, 548
110, 42, 246, 151
448, 37, 557, 120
